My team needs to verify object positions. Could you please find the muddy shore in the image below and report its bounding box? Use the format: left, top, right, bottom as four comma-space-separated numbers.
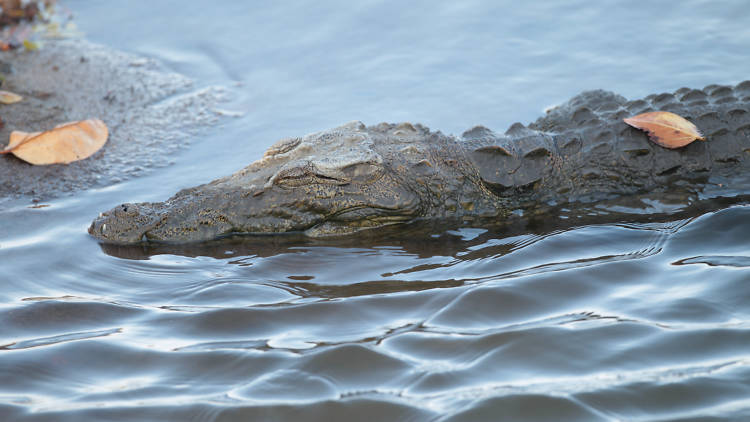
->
0, 39, 226, 203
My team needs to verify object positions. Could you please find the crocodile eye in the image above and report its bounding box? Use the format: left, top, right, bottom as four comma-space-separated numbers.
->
273, 166, 347, 188
274, 166, 310, 183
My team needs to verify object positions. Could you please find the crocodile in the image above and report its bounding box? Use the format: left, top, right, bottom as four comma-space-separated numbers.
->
89, 81, 750, 244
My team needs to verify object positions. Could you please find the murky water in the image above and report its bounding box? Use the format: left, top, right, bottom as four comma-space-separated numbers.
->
2, 1, 750, 420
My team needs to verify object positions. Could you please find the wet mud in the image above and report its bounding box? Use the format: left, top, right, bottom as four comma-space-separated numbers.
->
0, 39, 226, 203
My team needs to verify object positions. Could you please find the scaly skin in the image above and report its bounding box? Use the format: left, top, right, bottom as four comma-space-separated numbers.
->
90, 81, 750, 244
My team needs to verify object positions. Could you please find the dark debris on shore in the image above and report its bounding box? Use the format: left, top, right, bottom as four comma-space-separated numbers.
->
0, 0, 55, 50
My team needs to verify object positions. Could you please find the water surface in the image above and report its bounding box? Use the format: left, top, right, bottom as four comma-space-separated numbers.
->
1, 1, 749, 420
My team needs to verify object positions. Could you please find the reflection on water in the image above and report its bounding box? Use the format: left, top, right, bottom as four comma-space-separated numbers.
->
2, 0, 750, 420
2, 206, 750, 420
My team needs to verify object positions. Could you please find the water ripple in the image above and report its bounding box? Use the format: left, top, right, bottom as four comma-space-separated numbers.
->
673, 255, 750, 268
4, 0, 750, 417
0, 328, 122, 351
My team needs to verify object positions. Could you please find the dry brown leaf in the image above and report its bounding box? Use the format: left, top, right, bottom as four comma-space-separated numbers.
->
624, 111, 705, 149
0, 118, 108, 165
0, 89, 22, 104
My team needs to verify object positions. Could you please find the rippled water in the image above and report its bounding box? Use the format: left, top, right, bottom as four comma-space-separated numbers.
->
2, 1, 750, 421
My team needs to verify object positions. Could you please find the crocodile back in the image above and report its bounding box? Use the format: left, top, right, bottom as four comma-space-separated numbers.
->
466, 81, 750, 205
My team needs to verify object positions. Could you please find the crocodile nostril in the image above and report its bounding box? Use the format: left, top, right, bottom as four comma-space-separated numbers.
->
114, 203, 139, 218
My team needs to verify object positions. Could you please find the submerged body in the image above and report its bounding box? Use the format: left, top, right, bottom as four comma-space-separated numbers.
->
90, 81, 750, 244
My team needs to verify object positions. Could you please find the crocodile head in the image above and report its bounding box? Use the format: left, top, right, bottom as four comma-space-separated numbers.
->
89, 121, 424, 244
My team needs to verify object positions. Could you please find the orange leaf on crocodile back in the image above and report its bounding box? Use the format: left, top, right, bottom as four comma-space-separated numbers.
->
623, 111, 705, 149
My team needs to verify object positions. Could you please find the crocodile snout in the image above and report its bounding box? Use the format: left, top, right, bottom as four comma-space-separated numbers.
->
89, 203, 160, 244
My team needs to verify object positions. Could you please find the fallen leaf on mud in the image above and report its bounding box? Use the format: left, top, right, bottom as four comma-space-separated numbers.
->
22, 38, 37, 51
1, 118, 108, 165
0, 89, 22, 104
624, 111, 705, 149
